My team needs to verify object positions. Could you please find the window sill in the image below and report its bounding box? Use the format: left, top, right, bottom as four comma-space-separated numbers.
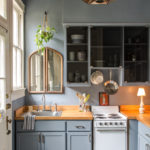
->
11, 88, 26, 101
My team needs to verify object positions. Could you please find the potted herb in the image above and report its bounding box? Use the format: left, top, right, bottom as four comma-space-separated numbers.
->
35, 12, 55, 53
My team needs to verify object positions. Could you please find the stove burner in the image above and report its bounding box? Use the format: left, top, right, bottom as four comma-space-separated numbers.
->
108, 116, 122, 119
108, 113, 119, 116
96, 117, 107, 119
95, 114, 105, 117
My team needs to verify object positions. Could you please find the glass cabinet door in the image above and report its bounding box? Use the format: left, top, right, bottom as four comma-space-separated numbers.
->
90, 27, 123, 68
66, 27, 89, 85
124, 27, 148, 82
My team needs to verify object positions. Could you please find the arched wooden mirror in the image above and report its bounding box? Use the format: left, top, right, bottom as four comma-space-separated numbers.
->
28, 47, 63, 93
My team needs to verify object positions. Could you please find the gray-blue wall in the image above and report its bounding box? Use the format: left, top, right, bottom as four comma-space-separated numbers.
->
24, 0, 150, 106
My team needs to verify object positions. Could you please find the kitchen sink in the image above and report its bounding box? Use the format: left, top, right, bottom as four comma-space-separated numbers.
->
22, 111, 62, 117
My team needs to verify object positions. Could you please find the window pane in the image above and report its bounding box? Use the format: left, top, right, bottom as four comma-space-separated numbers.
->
13, 48, 17, 88
0, 35, 5, 78
17, 49, 22, 88
0, 0, 7, 19
0, 79, 5, 109
13, 9, 19, 46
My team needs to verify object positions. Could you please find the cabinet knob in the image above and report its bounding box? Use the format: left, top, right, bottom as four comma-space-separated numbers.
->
42, 135, 45, 143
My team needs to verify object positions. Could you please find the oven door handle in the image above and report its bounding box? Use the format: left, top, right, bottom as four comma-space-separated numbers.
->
97, 129, 126, 132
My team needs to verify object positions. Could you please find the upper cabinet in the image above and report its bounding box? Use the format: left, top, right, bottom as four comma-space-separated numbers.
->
28, 47, 63, 93
91, 27, 123, 68
65, 25, 149, 87
124, 27, 149, 83
66, 27, 90, 86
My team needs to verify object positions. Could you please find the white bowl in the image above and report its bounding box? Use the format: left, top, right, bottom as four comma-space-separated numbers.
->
71, 34, 84, 40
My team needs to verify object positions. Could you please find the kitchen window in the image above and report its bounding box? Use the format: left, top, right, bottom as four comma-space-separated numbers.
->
0, 33, 6, 109
0, 0, 7, 19
13, 2, 24, 90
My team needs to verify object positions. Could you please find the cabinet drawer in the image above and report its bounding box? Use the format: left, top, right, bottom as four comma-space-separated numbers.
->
16, 121, 66, 132
138, 122, 150, 142
67, 121, 92, 132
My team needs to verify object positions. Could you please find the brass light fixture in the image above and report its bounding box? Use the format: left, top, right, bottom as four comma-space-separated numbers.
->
83, 0, 112, 5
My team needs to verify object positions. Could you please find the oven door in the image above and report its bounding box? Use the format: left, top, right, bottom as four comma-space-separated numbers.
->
94, 128, 127, 150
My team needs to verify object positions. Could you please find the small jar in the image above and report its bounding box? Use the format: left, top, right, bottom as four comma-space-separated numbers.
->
77, 51, 86, 61
69, 51, 75, 61
75, 71, 80, 82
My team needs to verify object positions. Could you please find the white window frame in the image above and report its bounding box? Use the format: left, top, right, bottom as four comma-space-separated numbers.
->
0, 0, 8, 27
0, 30, 6, 110
11, 0, 25, 100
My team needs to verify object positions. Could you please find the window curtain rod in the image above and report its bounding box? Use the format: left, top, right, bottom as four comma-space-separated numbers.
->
0, 24, 8, 33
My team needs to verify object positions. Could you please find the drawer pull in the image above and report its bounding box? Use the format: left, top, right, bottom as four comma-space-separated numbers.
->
145, 144, 149, 150
145, 134, 150, 138
89, 134, 91, 143
76, 126, 85, 129
42, 135, 45, 143
38, 134, 41, 143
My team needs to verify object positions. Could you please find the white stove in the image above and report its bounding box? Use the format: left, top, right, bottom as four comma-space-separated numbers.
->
92, 106, 127, 150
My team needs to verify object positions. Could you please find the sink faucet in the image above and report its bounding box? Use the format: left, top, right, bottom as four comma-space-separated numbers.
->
54, 103, 57, 112
42, 94, 46, 111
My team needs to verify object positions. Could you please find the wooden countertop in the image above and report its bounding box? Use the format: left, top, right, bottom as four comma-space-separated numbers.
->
120, 105, 150, 128
15, 105, 93, 120
15, 105, 150, 128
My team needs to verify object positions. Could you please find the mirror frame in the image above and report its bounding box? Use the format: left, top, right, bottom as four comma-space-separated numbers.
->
28, 47, 63, 94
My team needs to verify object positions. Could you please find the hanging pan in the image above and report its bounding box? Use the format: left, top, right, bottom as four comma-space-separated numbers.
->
104, 70, 119, 95
90, 71, 104, 85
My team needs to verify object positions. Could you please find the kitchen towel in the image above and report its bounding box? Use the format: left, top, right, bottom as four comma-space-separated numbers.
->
23, 113, 36, 130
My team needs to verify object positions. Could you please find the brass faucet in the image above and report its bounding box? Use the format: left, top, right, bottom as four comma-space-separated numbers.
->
54, 103, 57, 112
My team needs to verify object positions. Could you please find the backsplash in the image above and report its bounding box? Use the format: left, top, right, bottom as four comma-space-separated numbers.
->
25, 86, 150, 106
24, 0, 150, 106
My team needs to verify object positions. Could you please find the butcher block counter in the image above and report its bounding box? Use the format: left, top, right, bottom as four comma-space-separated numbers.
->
15, 105, 93, 120
120, 105, 150, 128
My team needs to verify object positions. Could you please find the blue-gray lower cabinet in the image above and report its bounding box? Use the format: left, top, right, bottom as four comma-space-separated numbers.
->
16, 120, 92, 150
41, 132, 66, 150
129, 120, 138, 150
67, 132, 92, 150
138, 135, 150, 150
138, 122, 150, 150
16, 132, 41, 150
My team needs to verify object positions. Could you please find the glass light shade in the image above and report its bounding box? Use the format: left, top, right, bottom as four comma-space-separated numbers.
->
137, 88, 146, 96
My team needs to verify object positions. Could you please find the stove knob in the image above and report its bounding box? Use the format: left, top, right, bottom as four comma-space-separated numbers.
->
115, 122, 118, 125
110, 122, 113, 125
104, 122, 107, 125
99, 122, 103, 126
120, 122, 123, 125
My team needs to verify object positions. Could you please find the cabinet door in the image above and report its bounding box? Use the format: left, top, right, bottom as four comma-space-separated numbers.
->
129, 120, 138, 150
67, 132, 92, 150
42, 132, 66, 150
138, 135, 150, 150
124, 27, 149, 83
16, 132, 41, 150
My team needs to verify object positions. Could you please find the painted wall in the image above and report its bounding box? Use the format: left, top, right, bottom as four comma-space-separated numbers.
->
24, 0, 150, 106
63, 0, 150, 23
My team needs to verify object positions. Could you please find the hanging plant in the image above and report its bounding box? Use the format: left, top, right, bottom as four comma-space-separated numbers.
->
35, 11, 56, 53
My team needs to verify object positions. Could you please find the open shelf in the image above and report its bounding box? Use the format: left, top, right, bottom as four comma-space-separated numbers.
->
67, 61, 88, 63
67, 43, 87, 46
